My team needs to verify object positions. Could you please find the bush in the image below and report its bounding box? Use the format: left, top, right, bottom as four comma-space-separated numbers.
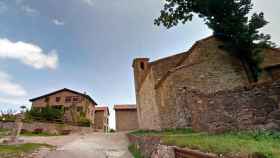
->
33, 128, 44, 134
109, 129, 116, 133
25, 107, 63, 122
77, 117, 91, 127
0, 114, 16, 122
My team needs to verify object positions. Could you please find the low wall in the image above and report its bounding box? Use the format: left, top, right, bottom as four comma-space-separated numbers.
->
0, 121, 93, 134
127, 134, 218, 158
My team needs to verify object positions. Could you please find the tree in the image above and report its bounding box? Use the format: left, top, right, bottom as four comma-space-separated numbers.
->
155, 0, 276, 81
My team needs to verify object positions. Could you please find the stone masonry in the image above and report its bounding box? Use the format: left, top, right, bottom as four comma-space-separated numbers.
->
133, 36, 280, 132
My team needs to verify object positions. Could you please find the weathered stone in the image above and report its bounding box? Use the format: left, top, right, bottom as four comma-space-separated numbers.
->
133, 36, 280, 133
151, 145, 175, 158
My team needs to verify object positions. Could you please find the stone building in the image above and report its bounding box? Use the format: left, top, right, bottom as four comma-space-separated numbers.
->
94, 106, 110, 132
133, 36, 280, 132
30, 88, 97, 125
114, 105, 138, 131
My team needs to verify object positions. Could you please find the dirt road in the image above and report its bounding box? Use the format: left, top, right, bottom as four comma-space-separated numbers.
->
23, 132, 133, 158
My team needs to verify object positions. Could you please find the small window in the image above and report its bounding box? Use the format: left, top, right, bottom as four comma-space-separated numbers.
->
64, 107, 69, 111
140, 62, 145, 70
45, 97, 49, 103
65, 96, 72, 103
56, 97, 61, 102
77, 107, 83, 112
73, 97, 80, 102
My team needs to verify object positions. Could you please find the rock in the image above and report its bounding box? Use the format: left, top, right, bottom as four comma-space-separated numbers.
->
151, 145, 175, 158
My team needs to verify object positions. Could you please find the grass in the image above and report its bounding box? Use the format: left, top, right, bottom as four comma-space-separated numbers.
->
130, 129, 280, 158
0, 143, 52, 158
20, 131, 58, 137
130, 128, 193, 136
128, 144, 142, 158
0, 128, 10, 138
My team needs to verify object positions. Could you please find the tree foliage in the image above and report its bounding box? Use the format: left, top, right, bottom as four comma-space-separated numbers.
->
155, 0, 276, 81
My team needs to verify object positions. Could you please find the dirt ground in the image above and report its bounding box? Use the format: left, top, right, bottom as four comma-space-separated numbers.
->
22, 132, 133, 158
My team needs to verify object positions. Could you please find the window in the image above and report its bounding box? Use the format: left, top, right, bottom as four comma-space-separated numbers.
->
77, 107, 83, 112
56, 97, 61, 102
65, 96, 71, 103
45, 97, 49, 103
140, 62, 145, 70
73, 97, 80, 102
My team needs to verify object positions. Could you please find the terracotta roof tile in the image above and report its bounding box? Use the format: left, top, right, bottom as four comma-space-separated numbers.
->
95, 106, 110, 115
114, 104, 137, 110
29, 88, 97, 105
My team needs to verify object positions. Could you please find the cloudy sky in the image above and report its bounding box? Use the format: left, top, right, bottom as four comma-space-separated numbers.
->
0, 0, 279, 128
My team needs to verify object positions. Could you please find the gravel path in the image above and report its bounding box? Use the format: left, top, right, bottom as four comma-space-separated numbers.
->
22, 132, 133, 158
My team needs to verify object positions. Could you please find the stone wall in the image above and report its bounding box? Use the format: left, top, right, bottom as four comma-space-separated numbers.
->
0, 121, 93, 135
133, 36, 280, 132
180, 80, 280, 133
137, 71, 161, 130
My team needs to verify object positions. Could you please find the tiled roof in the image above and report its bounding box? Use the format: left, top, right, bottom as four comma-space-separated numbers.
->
29, 88, 97, 105
114, 104, 137, 110
95, 106, 110, 115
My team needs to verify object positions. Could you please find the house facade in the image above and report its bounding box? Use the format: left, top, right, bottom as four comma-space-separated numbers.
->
114, 105, 138, 131
30, 88, 97, 125
94, 106, 110, 132
133, 36, 280, 132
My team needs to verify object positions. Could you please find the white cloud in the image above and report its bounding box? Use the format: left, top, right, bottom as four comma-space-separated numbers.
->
0, 2, 8, 13
21, 5, 39, 16
52, 19, 65, 26
0, 71, 27, 97
82, 0, 95, 6
0, 38, 59, 69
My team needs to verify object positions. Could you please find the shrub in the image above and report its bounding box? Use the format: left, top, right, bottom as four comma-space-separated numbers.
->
77, 117, 91, 127
25, 107, 63, 122
33, 128, 44, 134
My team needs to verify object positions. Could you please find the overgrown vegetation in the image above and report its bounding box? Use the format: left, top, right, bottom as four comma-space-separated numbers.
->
0, 114, 16, 122
20, 129, 58, 137
130, 128, 193, 136
77, 116, 91, 127
0, 128, 10, 138
128, 144, 143, 158
131, 129, 280, 158
25, 107, 64, 123
155, 0, 276, 81
0, 143, 52, 158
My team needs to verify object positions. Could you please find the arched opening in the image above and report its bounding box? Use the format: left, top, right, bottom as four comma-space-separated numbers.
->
140, 62, 145, 70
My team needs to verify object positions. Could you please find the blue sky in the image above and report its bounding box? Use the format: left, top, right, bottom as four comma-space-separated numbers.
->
0, 0, 279, 128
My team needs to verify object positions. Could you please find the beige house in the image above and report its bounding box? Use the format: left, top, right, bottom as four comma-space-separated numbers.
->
94, 106, 110, 132
114, 105, 138, 131
133, 36, 280, 132
30, 88, 97, 125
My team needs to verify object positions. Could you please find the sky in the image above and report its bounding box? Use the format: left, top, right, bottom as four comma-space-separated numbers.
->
0, 0, 279, 129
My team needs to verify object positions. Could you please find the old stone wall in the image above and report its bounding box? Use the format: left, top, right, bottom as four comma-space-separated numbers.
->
0, 121, 93, 135
137, 70, 161, 130
181, 80, 280, 133
115, 109, 139, 131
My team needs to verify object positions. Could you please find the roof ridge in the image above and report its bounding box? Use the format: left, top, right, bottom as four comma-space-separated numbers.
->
29, 88, 97, 105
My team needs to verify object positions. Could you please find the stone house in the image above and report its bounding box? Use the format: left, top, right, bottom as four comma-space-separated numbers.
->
30, 88, 97, 125
114, 105, 138, 131
133, 36, 280, 132
94, 106, 110, 132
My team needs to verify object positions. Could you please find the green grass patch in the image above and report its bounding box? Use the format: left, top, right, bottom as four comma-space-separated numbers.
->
130, 128, 193, 136
0, 128, 10, 138
20, 131, 58, 137
128, 144, 142, 158
0, 143, 52, 158
131, 129, 280, 158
